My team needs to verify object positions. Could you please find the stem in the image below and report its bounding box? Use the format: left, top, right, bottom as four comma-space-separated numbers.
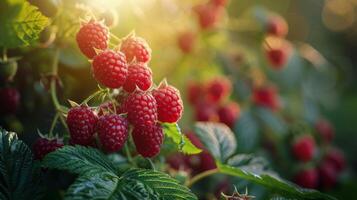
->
2, 48, 7, 61
146, 158, 156, 171
82, 89, 106, 104
185, 168, 219, 188
124, 143, 135, 167
49, 113, 59, 137
110, 33, 122, 43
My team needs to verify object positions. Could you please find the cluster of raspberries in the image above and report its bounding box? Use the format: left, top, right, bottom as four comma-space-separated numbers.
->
33, 19, 183, 159
187, 77, 240, 128
291, 119, 346, 190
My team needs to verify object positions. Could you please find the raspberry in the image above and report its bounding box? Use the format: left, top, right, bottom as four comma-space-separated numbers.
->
177, 31, 196, 54
123, 63, 152, 93
315, 119, 334, 143
266, 15, 288, 37
97, 101, 123, 116
218, 102, 240, 128
292, 135, 315, 162
123, 91, 157, 127
32, 138, 63, 160
194, 101, 219, 122
120, 35, 151, 63
132, 124, 164, 158
324, 148, 346, 172
152, 83, 183, 123
187, 81, 203, 105
194, 3, 223, 30
205, 77, 232, 103
92, 49, 128, 88
294, 168, 318, 189
0, 87, 20, 115
76, 20, 109, 59
252, 85, 280, 111
319, 161, 338, 189
97, 114, 129, 153
210, 0, 228, 7
66, 106, 98, 146
265, 38, 292, 70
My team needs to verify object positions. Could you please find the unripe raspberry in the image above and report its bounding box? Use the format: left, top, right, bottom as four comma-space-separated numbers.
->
123, 63, 152, 93
324, 148, 346, 173
205, 77, 232, 103
152, 83, 183, 123
132, 124, 164, 158
120, 35, 151, 63
76, 20, 109, 59
218, 102, 240, 128
92, 49, 128, 89
294, 168, 318, 189
193, 3, 223, 30
292, 135, 315, 162
177, 31, 196, 54
0, 87, 20, 115
252, 85, 280, 111
33, 138, 64, 160
66, 106, 98, 146
315, 119, 334, 143
266, 15, 288, 37
123, 91, 158, 127
97, 114, 129, 153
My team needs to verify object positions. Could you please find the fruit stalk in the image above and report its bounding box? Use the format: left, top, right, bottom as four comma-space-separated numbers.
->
185, 168, 219, 188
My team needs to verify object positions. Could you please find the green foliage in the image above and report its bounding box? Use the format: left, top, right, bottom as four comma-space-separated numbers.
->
42, 145, 197, 200
217, 163, 336, 200
234, 111, 260, 152
161, 123, 202, 154
0, 0, 49, 48
194, 122, 237, 162
0, 128, 43, 200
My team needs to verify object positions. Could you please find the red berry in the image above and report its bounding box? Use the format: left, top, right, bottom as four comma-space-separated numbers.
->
205, 77, 232, 103
252, 85, 280, 111
92, 49, 128, 89
315, 119, 334, 143
187, 81, 203, 105
194, 3, 223, 30
266, 15, 288, 37
324, 148, 346, 172
132, 124, 164, 158
194, 101, 219, 122
123, 91, 157, 127
76, 20, 109, 59
266, 48, 289, 69
218, 102, 240, 128
97, 114, 129, 153
294, 168, 318, 189
97, 101, 123, 116
211, 0, 228, 7
0, 87, 20, 115
120, 35, 151, 63
292, 135, 315, 162
177, 31, 196, 54
152, 84, 183, 123
123, 63, 152, 93
32, 138, 63, 160
66, 106, 98, 146
319, 161, 338, 189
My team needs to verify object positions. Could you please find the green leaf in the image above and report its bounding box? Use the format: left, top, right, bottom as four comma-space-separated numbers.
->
194, 122, 237, 162
234, 111, 260, 152
0, 0, 49, 48
161, 123, 202, 155
0, 128, 43, 200
217, 162, 336, 200
256, 108, 287, 135
42, 145, 118, 176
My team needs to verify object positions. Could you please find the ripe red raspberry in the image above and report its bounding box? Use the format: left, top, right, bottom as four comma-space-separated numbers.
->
292, 135, 315, 162
252, 85, 280, 111
92, 49, 128, 88
265, 39, 292, 70
324, 148, 346, 172
97, 114, 129, 153
76, 20, 109, 59
32, 138, 64, 160
194, 101, 219, 122
294, 168, 318, 189
205, 77, 232, 103
218, 102, 241, 128
0, 87, 20, 115
319, 161, 338, 189
177, 31, 196, 54
123, 91, 157, 127
120, 35, 151, 63
123, 63, 152, 93
132, 124, 164, 158
194, 3, 223, 30
187, 81, 203, 105
266, 15, 288, 37
66, 106, 98, 146
152, 83, 183, 123
315, 119, 334, 143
